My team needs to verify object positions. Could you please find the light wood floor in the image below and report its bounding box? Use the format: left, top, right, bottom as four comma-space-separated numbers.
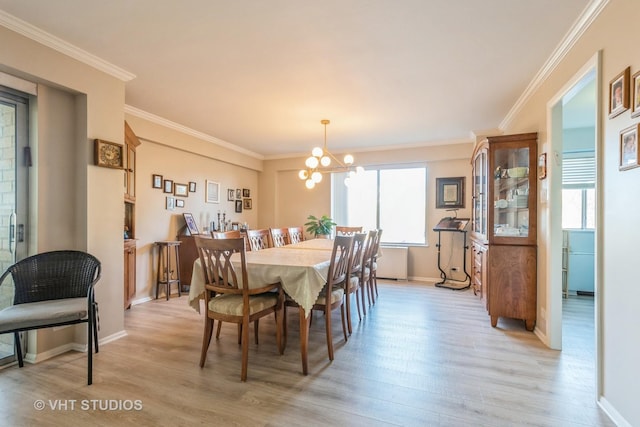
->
0, 281, 614, 426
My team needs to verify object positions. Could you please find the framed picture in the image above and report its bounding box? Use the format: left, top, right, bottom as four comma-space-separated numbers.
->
176, 199, 185, 208
163, 179, 174, 194
231, 222, 239, 231
243, 198, 252, 210
152, 174, 163, 189
189, 182, 197, 192
236, 189, 242, 199
174, 183, 188, 197
165, 196, 175, 210
183, 212, 199, 235
435, 177, 465, 209
632, 70, 640, 118
206, 180, 220, 203
609, 66, 630, 119
94, 139, 124, 169
227, 189, 235, 201
242, 188, 250, 198
619, 124, 639, 171
235, 199, 243, 213
538, 153, 547, 180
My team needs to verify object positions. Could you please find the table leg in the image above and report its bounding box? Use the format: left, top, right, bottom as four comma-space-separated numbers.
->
298, 307, 310, 375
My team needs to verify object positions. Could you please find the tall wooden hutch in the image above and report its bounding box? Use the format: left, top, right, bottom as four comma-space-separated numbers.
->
470, 132, 537, 331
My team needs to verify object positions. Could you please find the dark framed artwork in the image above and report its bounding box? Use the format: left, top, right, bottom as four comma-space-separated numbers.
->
235, 199, 243, 213
152, 174, 163, 189
227, 189, 235, 201
94, 139, 124, 169
619, 124, 639, 171
176, 199, 185, 208
163, 179, 174, 194
436, 177, 465, 209
242, 188, 250, 198
165, 196, 175, 210
609, 66, 630, 119
243, 198, 252, 210
236, 188, 242, 199
189, 181, 197, 192
183, 212, 199, 235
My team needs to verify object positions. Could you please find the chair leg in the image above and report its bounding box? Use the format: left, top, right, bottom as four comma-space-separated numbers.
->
276, 306, 284, 355
93, 304, 99, 353
215, 320, 222, 339
345, 291, 353, 335
355, 288, 362, 321
88, 315, 93, 385
240, 318, 250, 381
200, 317, 214, 367
325, 309, 334, 361
360, 278, 367, 316
254, 320, 260, 345
340, 305, 348, 342
14, 332, 24, 367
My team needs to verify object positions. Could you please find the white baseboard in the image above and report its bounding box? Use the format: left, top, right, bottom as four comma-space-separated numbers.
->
132, 296, 153, 306
23, 329, 128, 364
598, 396, 631, 427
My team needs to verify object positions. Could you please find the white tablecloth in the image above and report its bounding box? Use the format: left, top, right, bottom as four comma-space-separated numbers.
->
189, 243, 334, 317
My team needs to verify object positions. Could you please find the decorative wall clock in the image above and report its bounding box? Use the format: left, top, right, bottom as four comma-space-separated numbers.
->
94, 139, 124, 169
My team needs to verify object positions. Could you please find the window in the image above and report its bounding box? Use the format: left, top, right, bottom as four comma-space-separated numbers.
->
332, 167, 426, 244
562, 155, 595, 229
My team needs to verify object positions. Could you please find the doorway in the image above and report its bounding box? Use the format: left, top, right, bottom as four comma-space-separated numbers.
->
546, 52, 601, 392
0, 85, 31, 365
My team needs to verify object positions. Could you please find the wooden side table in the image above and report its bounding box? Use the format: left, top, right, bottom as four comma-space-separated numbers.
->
155, 241, 182, 300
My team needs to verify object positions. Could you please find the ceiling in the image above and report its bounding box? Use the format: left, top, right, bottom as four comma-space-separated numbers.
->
0, 0, 594, 159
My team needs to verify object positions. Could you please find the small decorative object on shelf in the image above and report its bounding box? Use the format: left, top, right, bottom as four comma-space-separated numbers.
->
94, 139, 124, 169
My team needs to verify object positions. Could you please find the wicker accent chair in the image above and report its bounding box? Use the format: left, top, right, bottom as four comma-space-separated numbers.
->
246, 229, 272, 251
335, 226, 363, 236
287, 227, 304, 244
269, 228, 290, 248
284, 235, 355, 361
0, 250, 101, 385
194, 236, 284, 381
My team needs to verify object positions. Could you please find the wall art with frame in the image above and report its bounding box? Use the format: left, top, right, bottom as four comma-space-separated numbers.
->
174, 183, 188, 197
435, 177, 465, 209
205, 180, 220, 203
235, 199, 243, 213
152, 174, 163, 189
609, 66, 630, 119
620, 123, 639, 171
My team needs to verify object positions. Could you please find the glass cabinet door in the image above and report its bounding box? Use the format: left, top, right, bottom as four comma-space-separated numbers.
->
492, 146, 531, 241
473, 150, 487, 238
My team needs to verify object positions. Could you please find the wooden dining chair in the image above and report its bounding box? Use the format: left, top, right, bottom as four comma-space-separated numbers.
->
246, 229, 272, 251
287, 226, 304, 244
211, 230, 241, 239
367, 229, 383, 305
359, 230, 378, 312
194, 236, 284, 381
344, 233, 367, 334
269, 228, 290, 247
335, 226, 363, 236
285, 235, 355, 362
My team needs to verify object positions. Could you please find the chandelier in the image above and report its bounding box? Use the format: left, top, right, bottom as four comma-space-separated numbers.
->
298, 119, 363, 189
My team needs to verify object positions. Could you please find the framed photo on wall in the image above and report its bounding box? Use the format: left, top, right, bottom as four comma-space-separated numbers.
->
435, 177, 465, 209
235, 199, 242, 213
236, 188, 242, 199
176, 199, 185, 208
163, 179, 174, 194
227, 189, 235, 201
189, 182, 197, 193
174, 183, 188, 197
619, 124, 639, 171
632, 70, 640, 118
609, 66, 630, 119
152, 174, 163, 189
243, 198, 252, 210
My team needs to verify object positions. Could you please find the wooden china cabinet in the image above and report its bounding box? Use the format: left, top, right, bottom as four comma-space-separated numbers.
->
470, 132, 537, 331
124, 121, 141, 309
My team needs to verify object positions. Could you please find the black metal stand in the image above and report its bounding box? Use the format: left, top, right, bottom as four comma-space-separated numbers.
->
435, 228, 471, 290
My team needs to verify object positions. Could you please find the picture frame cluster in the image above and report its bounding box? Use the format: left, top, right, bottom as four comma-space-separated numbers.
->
152, 173, 197, 210
227, 187, 252, 213
609, 66, 640, 171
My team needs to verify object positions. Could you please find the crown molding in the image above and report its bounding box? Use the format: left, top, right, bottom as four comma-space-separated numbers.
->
0, 10, 135, 82
124, 105, 264, 160
500, 0, 609, 131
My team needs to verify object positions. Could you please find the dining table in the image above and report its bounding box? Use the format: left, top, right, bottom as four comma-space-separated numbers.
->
188, 238, 336, 375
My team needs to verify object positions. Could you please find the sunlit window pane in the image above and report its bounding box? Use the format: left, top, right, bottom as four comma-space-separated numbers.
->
562, 189, 582, 229
585, 188, 596, 229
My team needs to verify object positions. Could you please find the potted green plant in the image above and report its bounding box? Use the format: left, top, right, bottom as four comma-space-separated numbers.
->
305, 214, 336, 238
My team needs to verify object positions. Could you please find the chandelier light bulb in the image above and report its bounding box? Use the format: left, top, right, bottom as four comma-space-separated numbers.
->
311, 171, 323, 183
312, 147, 323, 157
305, 178, 316, 189
298, 169, 309, 180
343, 154, 354, 165
320, 156, 331, 167
305, 156, 319, 169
